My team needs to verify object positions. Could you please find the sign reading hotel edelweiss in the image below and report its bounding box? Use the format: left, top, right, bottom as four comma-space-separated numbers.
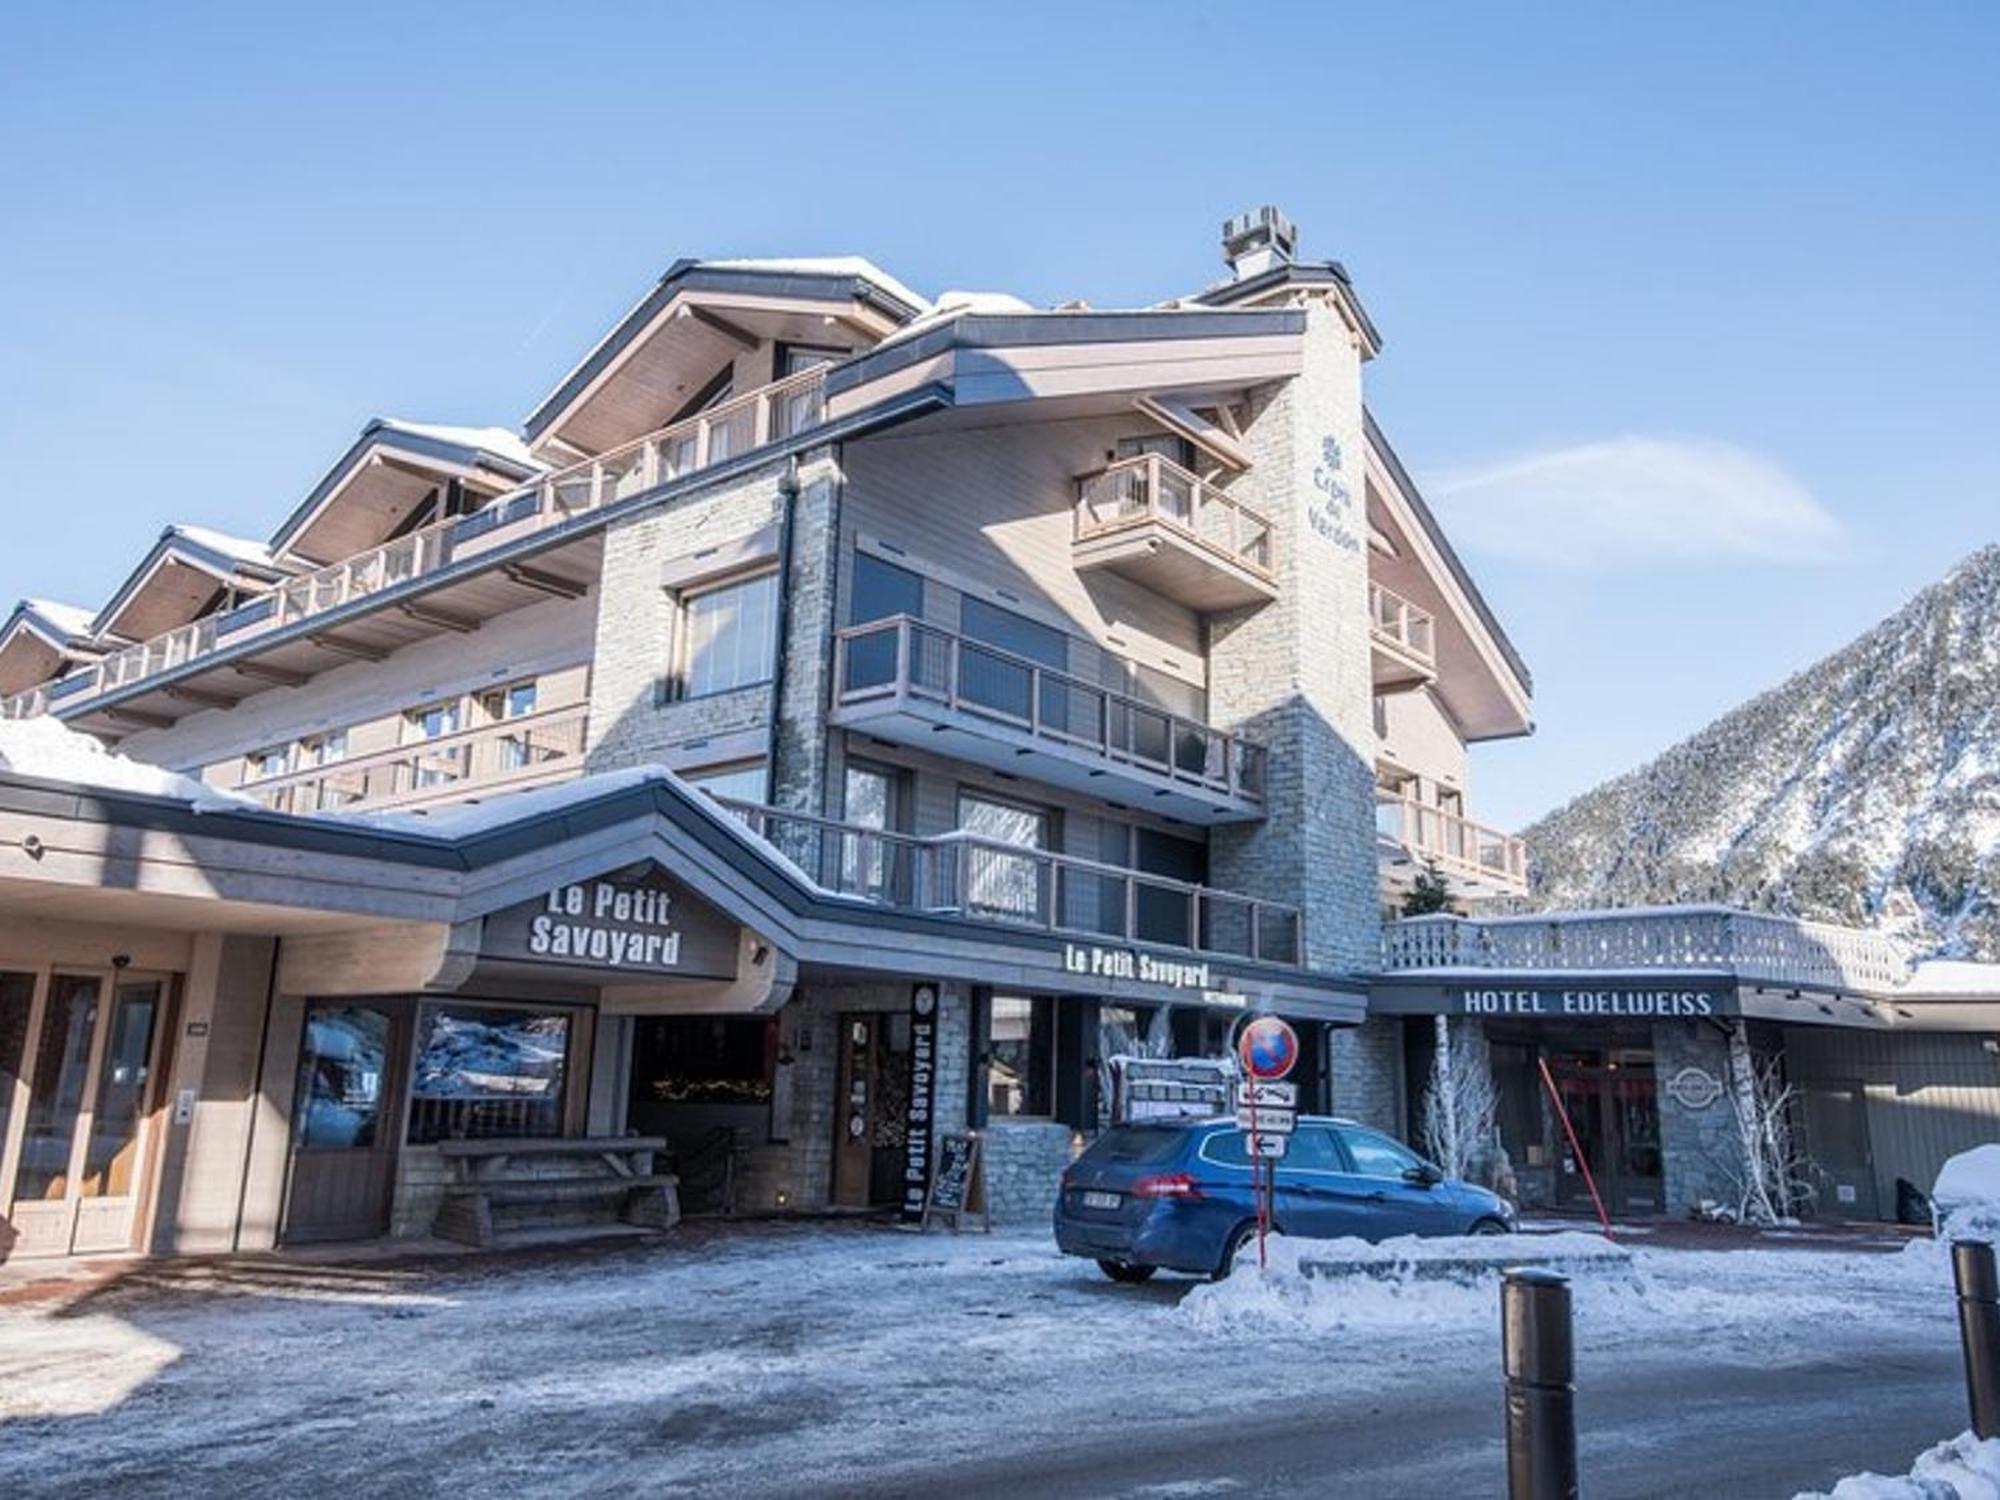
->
483, 868, 739, 979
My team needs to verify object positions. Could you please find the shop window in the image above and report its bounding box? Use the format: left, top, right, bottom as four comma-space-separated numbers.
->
631, 1018, 774, 1107
679, 571, 778, 699
406, 1003, 573, 1144
987, 995, 1054, 1118
292, 1006, 392, 1150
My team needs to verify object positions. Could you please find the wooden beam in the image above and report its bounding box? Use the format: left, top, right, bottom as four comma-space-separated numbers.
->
230, 661, 310, 689
102, 706, 176, 730
401, 603, 483, 634
681, 303, 759, 351
504, 564, 587, 600
308, 632, 389, 663
165, 685, 241, 712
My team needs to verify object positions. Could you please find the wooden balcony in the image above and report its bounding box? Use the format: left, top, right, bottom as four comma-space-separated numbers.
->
1369, 581, 1437, 691
2, 368, 828, 728
1377, 797, 1529, 900
236, 704, 589, 814
830, 614, 1266, 825
1072, 454, 1278, 612
719, 800, 1302, 966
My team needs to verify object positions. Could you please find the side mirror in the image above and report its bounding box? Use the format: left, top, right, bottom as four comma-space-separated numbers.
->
1405, 1162, 1444, 1188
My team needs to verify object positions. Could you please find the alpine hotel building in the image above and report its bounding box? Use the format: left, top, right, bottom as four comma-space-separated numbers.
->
11, 210, 1971, 1260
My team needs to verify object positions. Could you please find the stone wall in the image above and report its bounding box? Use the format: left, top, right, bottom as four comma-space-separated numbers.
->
1329, 1016, 1407, 1136
1654, 1021, 1748, 1214
980, 1120, 1077, 1225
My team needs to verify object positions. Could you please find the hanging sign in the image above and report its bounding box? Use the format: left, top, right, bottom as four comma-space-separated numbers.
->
899, 985, 940, 1224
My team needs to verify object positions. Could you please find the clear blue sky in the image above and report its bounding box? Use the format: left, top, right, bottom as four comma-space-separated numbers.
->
3, 3, 1995, 828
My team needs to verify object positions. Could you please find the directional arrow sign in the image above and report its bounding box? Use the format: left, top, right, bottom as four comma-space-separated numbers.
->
1237, 1081, 1297, 1110
1236, 1106, 1296, 1134
1248, 1133, 1290, 1159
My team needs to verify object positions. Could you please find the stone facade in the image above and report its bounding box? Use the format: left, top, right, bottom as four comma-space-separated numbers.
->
1655, 1021, 1751, 1215
980, 1120, 1077, 1225
1330, 1015, 1407, 1136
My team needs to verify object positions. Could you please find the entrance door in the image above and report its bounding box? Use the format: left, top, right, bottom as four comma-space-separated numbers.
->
831, 1013, 912, 1210
1546, 1047, 1663, 1217
1801, 1079, 1879, 1221
281, 1003, 405, 1244
5, 972, 172, 1258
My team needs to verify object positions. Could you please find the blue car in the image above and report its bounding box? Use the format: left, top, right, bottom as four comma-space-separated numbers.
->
1054, 1115, 1517, 1282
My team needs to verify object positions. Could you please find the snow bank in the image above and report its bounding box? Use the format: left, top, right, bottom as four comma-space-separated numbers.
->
1936, 1147, 2000, 1215
1797, 1431, 2000, 1499
1177, 1232, 1628, 1336
0, 716, 256, 811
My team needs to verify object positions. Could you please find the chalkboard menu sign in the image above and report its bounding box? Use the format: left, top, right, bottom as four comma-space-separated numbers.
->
922, 1131, 989, 1232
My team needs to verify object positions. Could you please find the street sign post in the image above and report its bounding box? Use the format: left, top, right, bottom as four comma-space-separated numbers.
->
1232, 1015, 1302, 1269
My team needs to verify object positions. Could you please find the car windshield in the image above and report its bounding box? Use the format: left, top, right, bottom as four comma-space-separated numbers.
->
1077, 1125, 1186, 1166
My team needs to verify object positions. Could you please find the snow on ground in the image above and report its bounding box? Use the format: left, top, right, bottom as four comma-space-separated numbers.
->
1801, 1431, 2000, 1499
0, 1221, 1966, 1499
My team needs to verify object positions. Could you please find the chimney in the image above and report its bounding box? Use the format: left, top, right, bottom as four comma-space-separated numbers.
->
1222, 206, 1298, 280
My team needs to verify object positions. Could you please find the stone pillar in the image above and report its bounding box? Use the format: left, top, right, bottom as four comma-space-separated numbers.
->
1208, 294, 1380, 980
1329, 1016, 1405, 1136
1654, 1022, 1749, 1216
771, 451, 842, 816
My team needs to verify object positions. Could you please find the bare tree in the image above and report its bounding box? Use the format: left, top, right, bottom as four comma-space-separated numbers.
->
1421, 1018, 1498, 1182
1717, 1025, 1815, 1226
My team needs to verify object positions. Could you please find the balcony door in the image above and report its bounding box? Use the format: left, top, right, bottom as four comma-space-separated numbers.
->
2, 970, 173, 1259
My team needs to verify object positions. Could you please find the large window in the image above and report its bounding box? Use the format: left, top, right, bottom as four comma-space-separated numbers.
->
987, 995, 1053, 1119
959, 597, 1071, 727
630, 1017, 774, 1108
680, 571, 778, 699
845, 553, 925, 694
840, 762, 903, 899
292, 1005, 392, 1150
686, 760, 770, 806
957, 790, 1050, 921
406, 1003, 573, 1144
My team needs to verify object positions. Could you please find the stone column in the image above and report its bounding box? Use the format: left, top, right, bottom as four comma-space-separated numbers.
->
1654, 1022, 1750, 1216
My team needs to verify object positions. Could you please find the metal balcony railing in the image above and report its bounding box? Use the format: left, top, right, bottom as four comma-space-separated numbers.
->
833, 614, 1266, 804
1074, 453, 1275, 579
1377, 798, 1528, 893
716, 799, 1303, 966
237, 704, 589, 814
1369, 581, 1436, 671
2, 368, 830, 720
1381, 907, 1911, 995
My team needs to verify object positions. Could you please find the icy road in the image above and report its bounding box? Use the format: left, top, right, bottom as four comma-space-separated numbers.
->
0, 1222, 1968, 1498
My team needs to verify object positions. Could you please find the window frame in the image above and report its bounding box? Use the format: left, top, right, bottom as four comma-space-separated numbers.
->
674, 568, 780, 701
985, 993, 1056, 1121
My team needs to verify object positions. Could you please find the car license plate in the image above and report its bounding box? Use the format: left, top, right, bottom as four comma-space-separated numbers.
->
1082, 1190, 1121, 1211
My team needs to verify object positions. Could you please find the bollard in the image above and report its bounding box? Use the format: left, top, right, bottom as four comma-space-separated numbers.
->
1953, 1240, 2000, 1440
1502, 1267, 1578, 1500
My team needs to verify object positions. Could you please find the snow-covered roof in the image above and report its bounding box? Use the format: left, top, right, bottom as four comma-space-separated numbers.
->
16, 598, 96, 640
702, 257, 933, 317
1901, 960, 2000, 998
165, 524, 283, 571
0, 716, 254, 809
873, 289, 1038, 350
372, 419, 541, 472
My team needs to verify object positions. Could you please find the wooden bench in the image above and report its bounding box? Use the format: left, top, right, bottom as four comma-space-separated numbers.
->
432, 1136, 680, 1248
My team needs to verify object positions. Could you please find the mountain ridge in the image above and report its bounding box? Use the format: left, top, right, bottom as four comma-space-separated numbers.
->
1522, 543, 2000, 959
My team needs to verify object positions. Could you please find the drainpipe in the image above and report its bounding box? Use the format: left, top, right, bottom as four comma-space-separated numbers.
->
764, 457, 802, 805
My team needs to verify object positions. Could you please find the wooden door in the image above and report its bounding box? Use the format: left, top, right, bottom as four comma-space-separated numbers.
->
281, 1003, 407, 1245
5, 972, 172, 1258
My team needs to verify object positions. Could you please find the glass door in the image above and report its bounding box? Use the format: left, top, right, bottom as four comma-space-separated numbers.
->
281, 1002, 405, 1245
4, 971, 171, 1258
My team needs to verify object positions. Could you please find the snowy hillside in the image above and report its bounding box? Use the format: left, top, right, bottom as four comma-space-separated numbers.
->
1525, 544, 2000, 959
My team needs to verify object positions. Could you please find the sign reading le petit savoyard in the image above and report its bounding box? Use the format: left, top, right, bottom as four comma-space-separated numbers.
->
1063, 943, 1211, 991
482, 869, 739, 979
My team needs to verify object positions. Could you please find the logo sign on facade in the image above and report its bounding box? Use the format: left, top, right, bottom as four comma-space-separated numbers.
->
1236, 1015, 1300, 1082
481, 867, 740, 979
1446, 985, 1734, 1020
1663, 1066, 1725, 1112
899, 985, 940, 1225
1308, 434, 1361, 554
1063, 943, 1211, 992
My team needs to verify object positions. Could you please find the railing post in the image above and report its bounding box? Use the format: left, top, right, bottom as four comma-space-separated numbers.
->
753, 389, 772, 448
894, 617, 911, 703
1956, 1240, 2000, 1440
1502, 1268, 1578, 1500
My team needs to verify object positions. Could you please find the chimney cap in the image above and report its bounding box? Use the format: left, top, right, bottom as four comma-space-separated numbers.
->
1223, 206, 1297, 260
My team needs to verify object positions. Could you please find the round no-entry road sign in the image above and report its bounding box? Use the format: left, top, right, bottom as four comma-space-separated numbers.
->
1236, 1015, 1299, 1082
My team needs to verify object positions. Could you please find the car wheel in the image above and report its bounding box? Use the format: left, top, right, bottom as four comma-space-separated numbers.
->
1097, 1259, 1157, 1284
1469, 1218, 1510, 1236
1210, 1223, 1256, 1281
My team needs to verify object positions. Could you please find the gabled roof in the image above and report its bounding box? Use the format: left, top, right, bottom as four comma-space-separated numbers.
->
523, 257, 932, 444
91, 524, 291, 640
3, 597, 97, 651
268, 417, 544, 561
1189, 259, 1383, 357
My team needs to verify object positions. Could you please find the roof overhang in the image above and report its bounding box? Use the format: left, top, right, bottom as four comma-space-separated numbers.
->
1364, 411, 1534, 742
1189, 260, 1383, 358
524, 262, 929, 458
0, 769, 1365, 1021
0, 603, 100, 697
270, 421, 542, 568
92, 530, 288, 642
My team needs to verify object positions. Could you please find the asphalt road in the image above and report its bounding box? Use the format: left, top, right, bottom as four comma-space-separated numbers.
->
851, 1343, 1964, 1499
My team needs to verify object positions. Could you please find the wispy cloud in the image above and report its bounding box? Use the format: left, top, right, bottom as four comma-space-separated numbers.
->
1424, 436, 1848, 568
